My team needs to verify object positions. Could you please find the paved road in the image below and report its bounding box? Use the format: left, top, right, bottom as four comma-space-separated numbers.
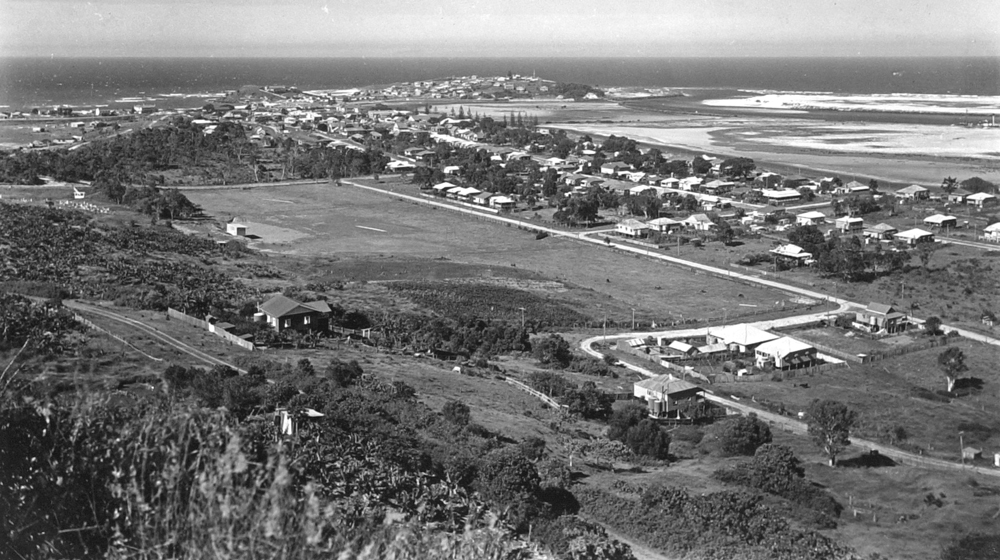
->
65, 300, 245, 373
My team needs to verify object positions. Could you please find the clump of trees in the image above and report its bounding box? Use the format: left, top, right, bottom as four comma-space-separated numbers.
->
607, 403, 671, 459
716, 413, 773, 456
714, 444, 843, 522
938, 347, 968, 392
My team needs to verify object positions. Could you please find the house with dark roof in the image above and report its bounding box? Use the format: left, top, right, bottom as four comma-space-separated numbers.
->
259, 294, 331, 333
854, 302, 908, 334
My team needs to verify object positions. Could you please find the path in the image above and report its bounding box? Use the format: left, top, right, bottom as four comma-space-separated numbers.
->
65, 300, 245, 373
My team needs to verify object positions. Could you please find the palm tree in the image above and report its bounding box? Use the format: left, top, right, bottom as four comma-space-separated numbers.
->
941, 176, 958, 195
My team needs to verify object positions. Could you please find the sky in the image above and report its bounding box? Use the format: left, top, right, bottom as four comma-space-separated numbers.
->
1, 0, 999, 58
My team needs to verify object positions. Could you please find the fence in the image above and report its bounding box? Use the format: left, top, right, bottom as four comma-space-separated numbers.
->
72, 313, 164, 362
709, 362, 842, 384
504, 377, 567, 410
167, 308, 255, 351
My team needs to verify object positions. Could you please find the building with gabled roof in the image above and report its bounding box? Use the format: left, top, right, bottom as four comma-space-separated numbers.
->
259, 294, 331, 333
966, 192, 998, 208
770, 243, 813, 265
796, 211, 826, 226
755, 336, 817, 369
855, 302, 908, 334
706, 324, 778, 353
923, 214, 958, 229
895, 184, 929, 200
864, 223, 898, 240
616, 219, 650, 238
895, 228, 935, 245
633, 374, 704, 419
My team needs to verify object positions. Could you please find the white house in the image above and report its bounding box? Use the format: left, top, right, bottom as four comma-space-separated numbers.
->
770, 244, 813, 266
616, 219, 650, 237
682, 213, 716, 231
679, 177, 703, 191
835, 216, 864, 233
796, 211, 826, 226
755, 337, 817, 369
966, 192, 998, 208
760, 189, 801, 205
226, 222, 247, 237
894, 184, 929, 200
983, 222, 1000, 242
923, 214, 958, 229
601, 161, 632, 176
647, 217, 682, 233
706, 324, 778, 353
443, 165, 462, 175
489, 195, 515, 210
894, 228, 935, 245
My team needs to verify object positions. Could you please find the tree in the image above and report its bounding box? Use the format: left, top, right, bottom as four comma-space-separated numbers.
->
476, 447, 543, 532
719, 157, 755, 179
442, 400, 471, 426
718, 413, 773, 456
532, 334, 572, 367
924, 316, 943, 336
562, 382, 614, 420
941, 176, 959, 194
916, 241, 938, 268
938, 347, 968, 392
607, 402, 648, 441
806, 400, 857, 466
326, 359, 363, 387
691, 156, 712, 175
623, 419, 671, 459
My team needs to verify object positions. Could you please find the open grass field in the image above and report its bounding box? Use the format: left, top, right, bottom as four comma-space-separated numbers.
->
184, 180, 797, 325
714, 338, 1000, 463
790, 326, 912, 355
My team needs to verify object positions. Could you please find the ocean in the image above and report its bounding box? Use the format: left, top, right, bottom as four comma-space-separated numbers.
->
1, 56, 998, 111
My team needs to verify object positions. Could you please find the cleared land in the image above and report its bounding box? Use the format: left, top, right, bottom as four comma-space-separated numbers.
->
713, 339, 1000, 463
184, 181, 797, 325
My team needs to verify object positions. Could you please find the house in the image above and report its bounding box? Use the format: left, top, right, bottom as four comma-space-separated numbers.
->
836, 180, 870, 195
894, 228, 935, 245
431, 181, 459, 193
601, 161, 632, 176
490, 195, 515, 210
863, 223, 898, 240
947, 189, 972, 204
923, 214, 958, 229
665, 340, 698, 357
386, 160, 415, 172
73, 187, 85, 200
706, 324, 778, 353
659, 177, 680, 189
854, 302, 908, 334
757, 172, 783, 188
894, 184, 929, 200
472, 192, 494, 206
796, 211, 826, 226
443, 165, 462, 175
984, 222, 1000, 242
835, 216, 864, 233
616, 219, 650, 238
258, 294, 331, 333
682, 213, 716, 231
701, 180, 734, 195
755, 337, 817, 369
770, 244, 813, 266
966, 192, 998, 208
647, 217, 682, 233
679, 177, 703, 191
623, 171, 648, 183
633, 375, 705, 419
760, 189, 802, 205
226, 222, 247, 237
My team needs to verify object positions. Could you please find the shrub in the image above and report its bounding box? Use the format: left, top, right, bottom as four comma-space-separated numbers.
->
717, 414, 773, 456
442, 400, 471, 426
623, 420, 671, 460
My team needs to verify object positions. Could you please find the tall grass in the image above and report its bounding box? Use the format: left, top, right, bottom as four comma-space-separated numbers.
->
0, 393, 527, 560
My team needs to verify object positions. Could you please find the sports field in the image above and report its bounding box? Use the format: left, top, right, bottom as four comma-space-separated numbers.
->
185, 181, 799, 323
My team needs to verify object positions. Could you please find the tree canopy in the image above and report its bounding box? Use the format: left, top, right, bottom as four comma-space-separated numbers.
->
806, 400, 857, 466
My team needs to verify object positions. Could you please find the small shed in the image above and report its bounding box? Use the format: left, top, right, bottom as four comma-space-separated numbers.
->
226, 222, 247, 237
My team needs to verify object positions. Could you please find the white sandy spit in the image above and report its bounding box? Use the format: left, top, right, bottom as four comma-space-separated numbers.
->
704, 93, 1000, 116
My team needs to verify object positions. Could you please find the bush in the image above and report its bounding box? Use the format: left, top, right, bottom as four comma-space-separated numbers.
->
717, 413, 773, 456
714, 444, 842, 520
623, 420, 671, 460
442, 400, 471, 426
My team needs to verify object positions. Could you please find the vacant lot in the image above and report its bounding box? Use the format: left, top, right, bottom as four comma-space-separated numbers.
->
714, 339, 1000, 462
185, 181, 795, 324
791, 326, 910, 355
